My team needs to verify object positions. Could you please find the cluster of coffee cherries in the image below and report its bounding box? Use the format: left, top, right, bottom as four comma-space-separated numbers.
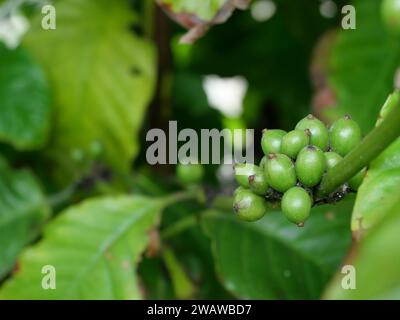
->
233, 114, 365, 227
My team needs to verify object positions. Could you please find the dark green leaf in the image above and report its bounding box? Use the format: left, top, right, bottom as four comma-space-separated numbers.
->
328, 0, 400, 133
202, 199, 354, 299
0, 157, 50, 279
0, 43, 50, 150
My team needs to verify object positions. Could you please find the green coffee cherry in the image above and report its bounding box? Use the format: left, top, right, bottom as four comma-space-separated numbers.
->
382, 0, 400, 35
233, 188, 267, 222
176, 162, 204, 185
259, 156, 267, 170
281, 187, 312, 227
233, 187, 248, 199
349, 168, 366, 191
280, 129, 311, 159
324, 152, 343, 171
330, 115, 362, 156
248, 169, 269, 196
295, 114, 329, 151
264, 153, 297, 192
296, 146, 326, 187
234, 163, 258, 188
261, 129, 286, 155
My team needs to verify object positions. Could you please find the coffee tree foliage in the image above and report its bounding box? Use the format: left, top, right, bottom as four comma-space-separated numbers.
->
0, 0, 399, 300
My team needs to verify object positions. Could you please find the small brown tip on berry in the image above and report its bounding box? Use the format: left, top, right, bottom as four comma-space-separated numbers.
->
248, 175, 255, 183
306, 114, 315, 120
262, 129, 268, 134
307, 145, 316, 150
233, 203, 240, 213
344, 114, 352, 120
297, 222, 305, 228
267, 153, 276, 160
304, 128, 312, 137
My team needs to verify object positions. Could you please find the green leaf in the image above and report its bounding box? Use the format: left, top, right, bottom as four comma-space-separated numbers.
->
352, 138, 400, 234
161, 202, 233, 299
324, 197, 400, 299
0, 43, 51, 150
202, 199, 354, 299
23, 0, 156, 180
328, 0, 400, 133
0, 157, 50, 279
138, 257, 175, 299
0, 195, 164, 299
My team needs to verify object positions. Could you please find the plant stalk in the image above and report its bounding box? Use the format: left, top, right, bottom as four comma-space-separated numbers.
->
161, 215, 198, 240
143, 0, 155, 39
317, 93, 400, 197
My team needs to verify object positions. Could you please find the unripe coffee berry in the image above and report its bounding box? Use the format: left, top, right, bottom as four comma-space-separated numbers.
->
295, 114, 329, 151
330, 115, 362, 156
177, 161, 204, 185
261, 129, 286, 155
259, 156, 267, 170
248, 169, 269, 196
234, 186, 247, 197
234, 163, 258, 188
281, 187, 312, 227
296, 145, 326, 187
280, 129, 311, 159
324, 151, 343, 171
264, 153, 297, 192
233, 188, 267, 222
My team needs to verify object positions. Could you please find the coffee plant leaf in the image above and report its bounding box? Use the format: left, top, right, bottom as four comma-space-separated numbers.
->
23, 0, 156, 183
324, 197, 400, 299
0, 157, 50, 279
328, 0, 400, 133
352, 138, 400, 235
202, 199, 354, 299
0, 43, 51, 150
0, 195, 164, 299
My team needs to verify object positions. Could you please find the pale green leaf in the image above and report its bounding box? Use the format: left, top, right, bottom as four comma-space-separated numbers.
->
0, 195, 164, 299
23, 0, 156, 180
351, 92, 400, 234
352, 138, 400, 234
325, 197, 400, 299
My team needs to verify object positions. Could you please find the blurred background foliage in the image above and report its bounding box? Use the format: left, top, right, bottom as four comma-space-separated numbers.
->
0, 0, 399, 300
